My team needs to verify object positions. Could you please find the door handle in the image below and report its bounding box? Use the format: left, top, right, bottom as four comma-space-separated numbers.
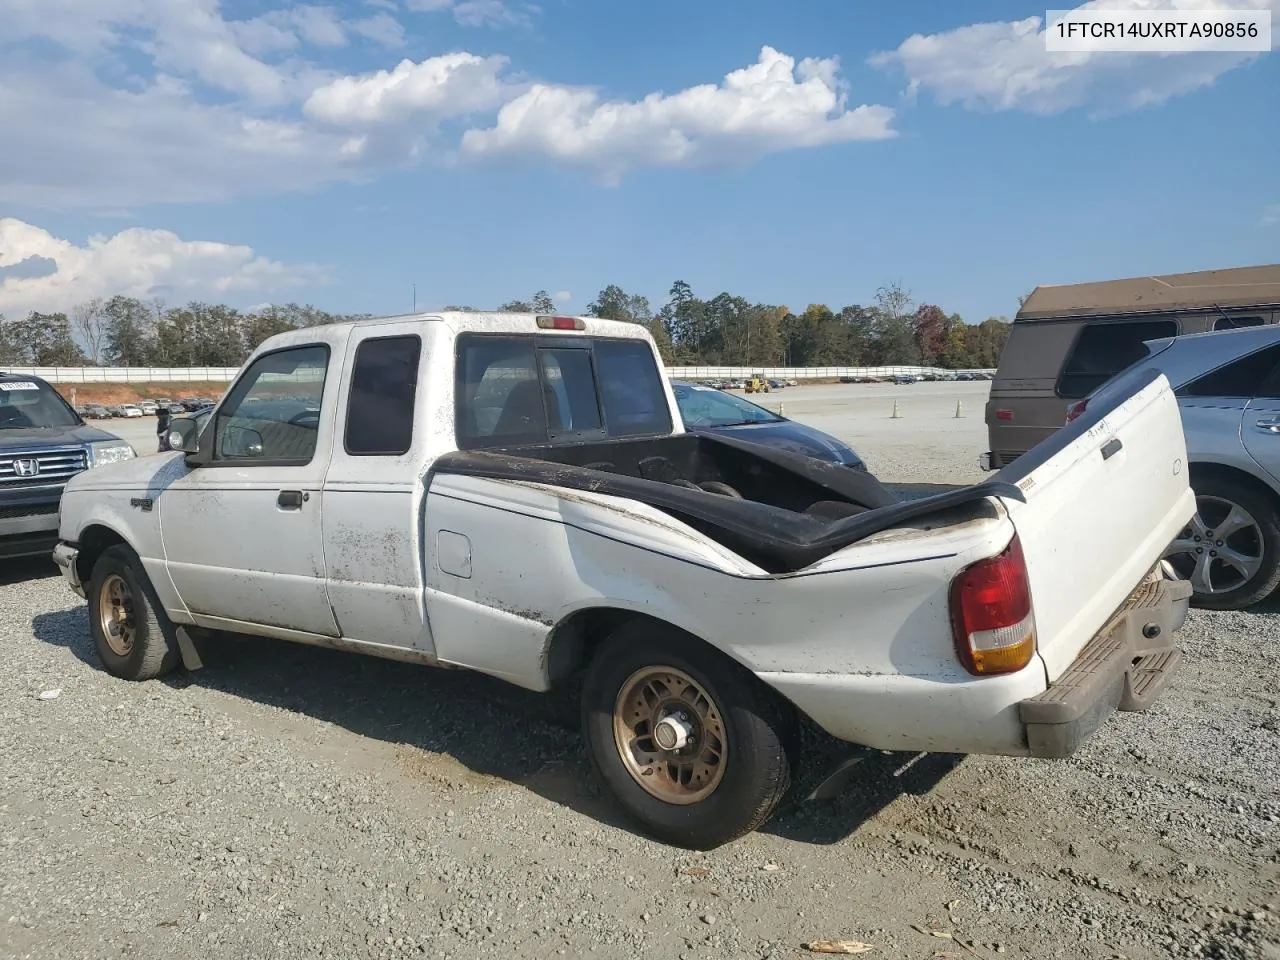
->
1255, 416, 1280, 432
277, 490, 307, 509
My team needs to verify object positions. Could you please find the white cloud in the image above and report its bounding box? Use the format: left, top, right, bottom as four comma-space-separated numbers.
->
871, 0, 1279, 116
553, 290, 571, 303
460, 46, 895, 182
0, 61, 361, 208
0, 218, 326, 316
1264, 205, 1280, 227
403, 0, 536, 29
303, 53, 515, 126
0, 1, 897, 207
349, 13, 407, 47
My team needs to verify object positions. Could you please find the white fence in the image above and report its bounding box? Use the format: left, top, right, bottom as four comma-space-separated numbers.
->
8, 364, 997, 384
669, 365, 996, 380
3, 366, 242, 383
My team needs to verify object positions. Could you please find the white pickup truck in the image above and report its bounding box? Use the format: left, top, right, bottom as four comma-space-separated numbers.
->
53, 312, 1195, 849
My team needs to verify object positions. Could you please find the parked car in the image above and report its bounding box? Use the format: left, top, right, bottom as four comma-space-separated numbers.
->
0, 373, 134, 559
670, 381, 867, 470
82, 405, 110, 420
138, 400, 159, 416
178, 396, 206, 411
55, 311, 1192, 850
120, 405, 143, 418
1060, 324, 1280, 610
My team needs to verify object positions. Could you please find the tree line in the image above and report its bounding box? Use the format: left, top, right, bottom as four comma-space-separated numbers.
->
0, 282, 1010, 370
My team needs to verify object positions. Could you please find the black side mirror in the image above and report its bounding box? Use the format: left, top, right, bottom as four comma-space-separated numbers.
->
168, 418, 201, 454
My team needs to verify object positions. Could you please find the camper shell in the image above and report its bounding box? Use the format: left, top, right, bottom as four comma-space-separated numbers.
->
983, 263, 1280, 469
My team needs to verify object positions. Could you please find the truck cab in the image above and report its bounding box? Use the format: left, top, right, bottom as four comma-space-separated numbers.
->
0, 372, 135, 560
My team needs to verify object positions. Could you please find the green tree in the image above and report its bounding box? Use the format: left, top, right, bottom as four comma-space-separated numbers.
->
530, 290, 557, 314
102, 296, 157, 366
587, 284, 652, 325
12, 311, 87, 365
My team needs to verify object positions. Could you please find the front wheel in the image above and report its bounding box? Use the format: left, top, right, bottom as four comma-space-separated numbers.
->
581, 622, 795, 849
87, 545, 181, 680
1164, 476, 1280, 610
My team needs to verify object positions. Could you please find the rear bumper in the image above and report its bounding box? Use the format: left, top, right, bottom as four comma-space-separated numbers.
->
1018, 572, 1192, 758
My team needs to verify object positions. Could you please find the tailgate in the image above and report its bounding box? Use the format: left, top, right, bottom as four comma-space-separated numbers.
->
990, 369, 1195, 681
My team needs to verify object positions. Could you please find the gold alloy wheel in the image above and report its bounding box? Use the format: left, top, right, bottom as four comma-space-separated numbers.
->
99, 573, 136, 657
611, 665, 728, 805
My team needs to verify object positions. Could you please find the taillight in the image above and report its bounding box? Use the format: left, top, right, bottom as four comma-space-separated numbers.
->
995, 409, 1013, 421
535, 315, 585, 331
949, 535, 1037, 676
1065, 399, 1087, 423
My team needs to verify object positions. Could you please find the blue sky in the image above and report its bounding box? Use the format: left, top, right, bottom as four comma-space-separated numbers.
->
0, 0, 1276, 324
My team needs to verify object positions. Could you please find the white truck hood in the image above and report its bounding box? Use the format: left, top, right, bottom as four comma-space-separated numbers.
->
65, 452, 188, 492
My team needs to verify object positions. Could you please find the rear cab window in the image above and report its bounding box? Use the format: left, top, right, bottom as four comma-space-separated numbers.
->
455, 335, 672, 449
1057, 319, 1178, 399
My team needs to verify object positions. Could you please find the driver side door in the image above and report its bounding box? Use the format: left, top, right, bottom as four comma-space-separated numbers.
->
159, 340, 340, 637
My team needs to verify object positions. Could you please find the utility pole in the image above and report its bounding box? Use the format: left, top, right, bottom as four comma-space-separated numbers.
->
412, 283, 416, 313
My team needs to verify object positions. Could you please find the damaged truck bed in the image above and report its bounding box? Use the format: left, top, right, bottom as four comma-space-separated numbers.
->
431, 431, 1029, 573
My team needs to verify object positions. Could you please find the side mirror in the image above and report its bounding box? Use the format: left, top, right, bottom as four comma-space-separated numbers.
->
221, 426, 265, 459
168, 418, 200, 454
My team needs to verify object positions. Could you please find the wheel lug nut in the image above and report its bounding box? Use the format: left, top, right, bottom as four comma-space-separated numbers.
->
1196, 548, 1204, 554
1209, 551, 1217, 557
1194, 536, 1201, 542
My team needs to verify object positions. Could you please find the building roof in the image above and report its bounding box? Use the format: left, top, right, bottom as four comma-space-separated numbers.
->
1015, 263, 1280, 322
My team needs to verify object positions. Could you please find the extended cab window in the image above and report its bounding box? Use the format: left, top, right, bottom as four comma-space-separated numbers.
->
1057, 319, 1178, 399
345, 336, 421, 456
214, 344, 329, 463
1181, 343, 1280, 398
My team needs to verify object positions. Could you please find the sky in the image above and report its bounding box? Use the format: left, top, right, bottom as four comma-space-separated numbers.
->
0, 0, 1277, 325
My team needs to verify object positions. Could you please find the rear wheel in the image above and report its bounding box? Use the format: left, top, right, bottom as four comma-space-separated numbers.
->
581, 622, 795, 849
87, 545, 180, 680
1164, 477, 1280, 610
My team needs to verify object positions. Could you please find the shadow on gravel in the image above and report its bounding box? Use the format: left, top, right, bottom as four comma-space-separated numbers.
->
0, 556, 59, 585
29, 611, 965, 846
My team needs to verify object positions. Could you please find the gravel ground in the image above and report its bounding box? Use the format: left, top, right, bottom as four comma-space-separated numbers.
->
2, 386, 1278, 960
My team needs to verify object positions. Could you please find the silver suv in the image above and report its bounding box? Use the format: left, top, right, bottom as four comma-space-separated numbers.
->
1074, 325, 1280, 610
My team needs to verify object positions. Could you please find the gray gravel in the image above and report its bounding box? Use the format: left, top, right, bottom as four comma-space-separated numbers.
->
2, 396, 1279, 960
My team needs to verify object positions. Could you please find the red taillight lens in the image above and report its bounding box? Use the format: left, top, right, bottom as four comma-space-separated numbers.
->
949, 535, 1037, 676
995, 409, 1013, 421
1065, 399, 1088, 423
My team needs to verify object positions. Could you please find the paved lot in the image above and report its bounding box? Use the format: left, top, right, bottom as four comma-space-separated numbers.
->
2, 382, 1277, 960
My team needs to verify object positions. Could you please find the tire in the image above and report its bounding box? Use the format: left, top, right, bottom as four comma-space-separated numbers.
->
1165, 475, 1280, 610
87, 545, 181, 681
581, 622, 795, 850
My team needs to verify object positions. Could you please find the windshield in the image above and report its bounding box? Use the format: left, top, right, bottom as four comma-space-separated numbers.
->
671, 383, 782, 427
0, 380, 81, 429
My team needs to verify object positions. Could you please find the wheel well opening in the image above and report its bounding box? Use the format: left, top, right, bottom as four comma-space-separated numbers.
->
1188, 463, 1280, 507
76, 526, 127, 585
546, 609, 705, 690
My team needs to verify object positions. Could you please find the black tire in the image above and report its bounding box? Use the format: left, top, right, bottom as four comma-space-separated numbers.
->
86, 545, 181, 681
581, 622, 795, 850
1172, 476, 1280, 610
